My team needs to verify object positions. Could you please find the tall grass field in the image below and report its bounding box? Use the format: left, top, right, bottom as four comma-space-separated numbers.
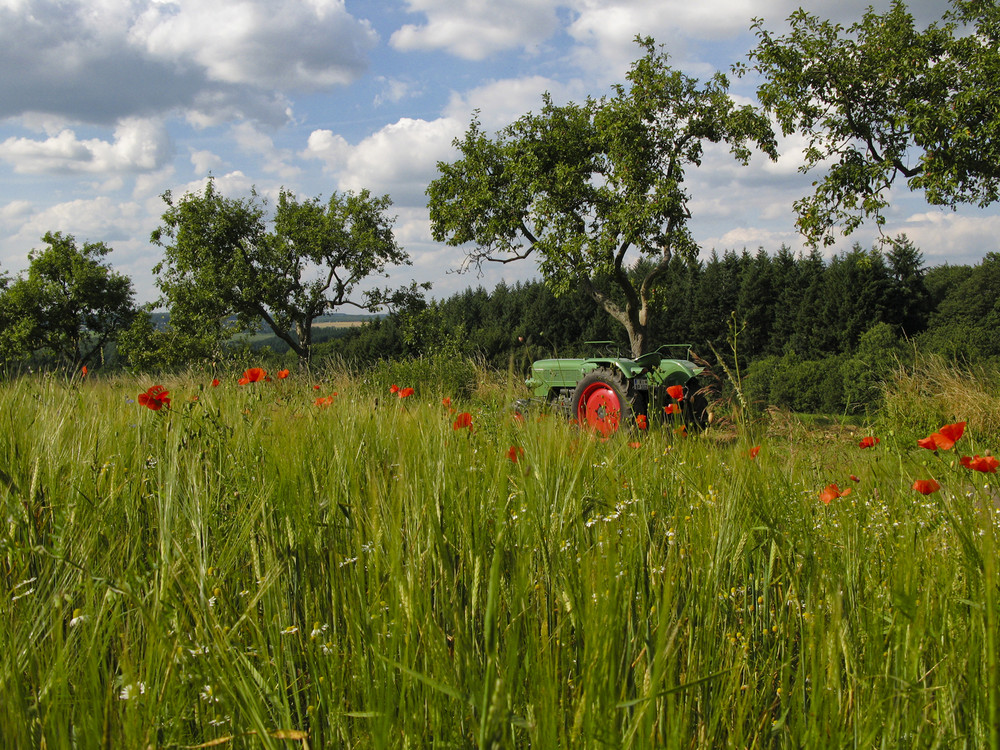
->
1, 360, 998, 748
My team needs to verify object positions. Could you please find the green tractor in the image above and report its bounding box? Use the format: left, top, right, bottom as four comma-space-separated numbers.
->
519, 343, 708, 436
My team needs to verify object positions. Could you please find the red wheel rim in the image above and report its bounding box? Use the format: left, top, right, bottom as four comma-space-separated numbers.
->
578, 382, 622, 436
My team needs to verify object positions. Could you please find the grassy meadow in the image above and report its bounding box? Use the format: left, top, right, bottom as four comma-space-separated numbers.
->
1, 359, 999, 748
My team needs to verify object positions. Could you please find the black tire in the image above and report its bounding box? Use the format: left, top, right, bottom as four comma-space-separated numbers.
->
571, 367, 643, 435
652, 377, 708, 430
682, 378, 709, 430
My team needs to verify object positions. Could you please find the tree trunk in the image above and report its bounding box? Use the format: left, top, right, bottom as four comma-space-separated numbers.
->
580, 276, 649, 357
625, 296, 648, 357
627, 327, 646, 358
252, 304, 308, 362
295, 320, 312, 363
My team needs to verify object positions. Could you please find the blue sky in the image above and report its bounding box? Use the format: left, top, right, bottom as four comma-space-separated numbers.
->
1, 0, 993, 306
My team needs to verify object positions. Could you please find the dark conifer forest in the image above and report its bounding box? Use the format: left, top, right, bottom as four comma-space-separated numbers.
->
322, 241, 1000, 413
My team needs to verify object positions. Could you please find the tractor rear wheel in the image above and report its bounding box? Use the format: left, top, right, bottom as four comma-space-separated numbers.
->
572, 368, 641, 436
651, 377, 708, 430
682, 378, 709, 430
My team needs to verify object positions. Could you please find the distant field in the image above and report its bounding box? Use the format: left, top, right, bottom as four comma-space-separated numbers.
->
311, 319, 366, 328
1, 364, 997, 747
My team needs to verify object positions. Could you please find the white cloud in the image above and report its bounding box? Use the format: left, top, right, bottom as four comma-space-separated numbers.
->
169, 171, 257, 202
0, 200, 34, 228
375, 77, 418, 107
230, 122, 301, 180
445, 76, 581, 131
1, 196, 148, 279
895, 210, 1000, 265
391, 0, 560, 59
0, 119, 172, 175
190, 149, 224, 175
568, 0, 757, 46
134, 166, 177, 200
0, 0, 376, 126
706, 226, 799, 253
336, 117, 464, 206
303, 118, 463, 207
131, 0, 377, 90
302, 129, 352, 174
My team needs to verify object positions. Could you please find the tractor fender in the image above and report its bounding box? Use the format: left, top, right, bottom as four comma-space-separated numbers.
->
581, 359, 647, 380
651, 359, 704, 386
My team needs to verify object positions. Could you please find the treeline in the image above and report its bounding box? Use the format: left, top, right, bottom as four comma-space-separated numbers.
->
316, 239, 1000, 413
3, 231, 997, 415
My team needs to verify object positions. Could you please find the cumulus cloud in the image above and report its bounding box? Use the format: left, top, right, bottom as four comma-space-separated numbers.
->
0, 118, 172, 175
445, 76, 582, 131
230, 122, 302, 180
0, 196, 148, 279
0, 200, 34, 229
391, 0, 561, 59
169, 171, 258, 202
338, 117, 464, 206
131, 0, 377, 90
302, 130, 353, 174
190, 149, 224, 175
303, 117, 463, 207
895, 210, 1000, 265
0, 0, 376, 126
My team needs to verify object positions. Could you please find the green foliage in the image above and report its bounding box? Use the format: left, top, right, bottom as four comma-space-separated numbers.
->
117, 308, 225, 370
745, 0, 1000, 245
2, 371, 999, 746
152, 178, 414, 363
920, 251, 1000, 359
842, 322, 911, 413
0, 232, 135, 368
746, 323, 911, 416
747, 353, 846, 414
428, 36, 776, 356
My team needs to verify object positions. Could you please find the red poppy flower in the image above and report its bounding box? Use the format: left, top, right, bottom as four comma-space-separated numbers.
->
398, 387, 414, 398
912, 478, 941, 495
666, 384, 684, 401
918, 421, 966, 451
81, 365, 88, 378
663, 403, 680, 415
138, 385, 170, 411
635, 414, 648, 430
674, 424, 687, 438
858, 436, 879, 449
960, 455, 999, 473
819, 483, 851, 505
389, 384, 400, 394
238, 368, 268, 385
507, 445, 524, 463
749, 445, 761, 459
453, 412, 473, 431
211, 378, 220, 388
850, 474, 860, 482
277, 369, 290, 379
314, 394, 338, 407
628, 441, 642, 449
313, 384, 321, 390
442, 397, 452, 407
